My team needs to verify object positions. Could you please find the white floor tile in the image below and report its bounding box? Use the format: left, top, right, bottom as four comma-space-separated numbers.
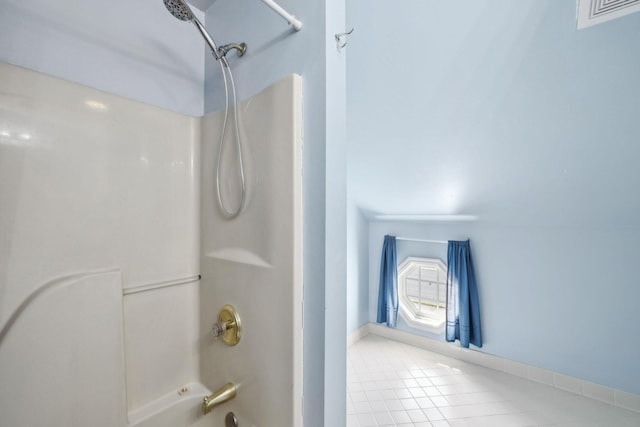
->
350, 391, 368, 402
418, 377, 435, 387
394, 388, 413, 399
415, 396, 435, 409
400, 398, 419, 410
376, 380, 395, 390
430, 396, 450, 407
384, 399, 404, 411
349, 382, 364, 392
425, 386, 444, 396
390, 410, 412, 424
365, 389, 384, 401
373, 411, 395, 425
411, 369, 427, 378
408, 408, 429, 422
362, 380, 378, 391
348, 335, 640, 427
403, 378, 419, 388
410, 387, 428, 398
423, 407, 445, 421
430, 376, 458, 386
352, 401, 373, 414
347, 413, 360, 427
356, 412, 377, 427
379, 388, 398, 399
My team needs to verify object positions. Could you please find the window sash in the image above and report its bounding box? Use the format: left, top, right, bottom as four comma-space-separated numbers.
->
397, 257, 447, 330
404, 265, 446, 316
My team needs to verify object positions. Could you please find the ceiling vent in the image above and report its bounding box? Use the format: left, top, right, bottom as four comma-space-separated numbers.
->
577, 0, 640, 28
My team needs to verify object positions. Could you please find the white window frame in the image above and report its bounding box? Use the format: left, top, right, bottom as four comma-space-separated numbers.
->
397, 256, 447, 333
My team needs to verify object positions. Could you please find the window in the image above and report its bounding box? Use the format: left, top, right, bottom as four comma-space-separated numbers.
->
398, 257, 447, 333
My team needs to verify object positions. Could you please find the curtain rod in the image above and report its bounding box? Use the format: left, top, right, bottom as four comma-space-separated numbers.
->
395, 237, 448, 245
259, 0, 303, 31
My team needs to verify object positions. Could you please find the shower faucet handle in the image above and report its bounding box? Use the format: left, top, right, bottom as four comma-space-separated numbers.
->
211, 321, 227, 338
211, 304, 242, 346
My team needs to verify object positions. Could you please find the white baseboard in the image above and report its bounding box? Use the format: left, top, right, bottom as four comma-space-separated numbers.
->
347, 324, 370, 347
348, 323, 640, 414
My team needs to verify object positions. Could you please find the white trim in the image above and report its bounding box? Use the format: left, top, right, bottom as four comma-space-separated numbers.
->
396, 237, 448, 245
349, 323, 640, 414
397, 257, 446, 333
615, 390, 640, 413
371, 214, 477, 222
347, 324, 370, 347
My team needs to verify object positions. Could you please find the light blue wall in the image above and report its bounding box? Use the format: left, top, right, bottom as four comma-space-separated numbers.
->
346, 204, 370, 333
347, 0, 640, 396
0, 0, 205, 116
324, 0, 347, 425
367, 221, 640, 395
347, 0, 640, 225
204, 0, 347, 425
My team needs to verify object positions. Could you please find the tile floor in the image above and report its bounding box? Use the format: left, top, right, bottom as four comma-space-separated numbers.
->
347, 335, 640, 427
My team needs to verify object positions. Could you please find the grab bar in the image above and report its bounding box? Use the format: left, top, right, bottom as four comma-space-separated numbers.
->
122, 275, 201, 295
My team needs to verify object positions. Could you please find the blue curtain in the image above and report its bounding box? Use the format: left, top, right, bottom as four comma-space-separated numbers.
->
446, 240, 482, 348
376, 235, 398, 327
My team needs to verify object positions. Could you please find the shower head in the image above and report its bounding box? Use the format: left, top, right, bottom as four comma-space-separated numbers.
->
163, 0, 194, 21
162, 0, 222, 60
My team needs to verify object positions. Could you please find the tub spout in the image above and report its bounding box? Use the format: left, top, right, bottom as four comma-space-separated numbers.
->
202, 383, 237, 415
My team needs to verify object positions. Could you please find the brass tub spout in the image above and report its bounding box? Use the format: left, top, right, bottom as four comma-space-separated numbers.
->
202, 383, 237, 415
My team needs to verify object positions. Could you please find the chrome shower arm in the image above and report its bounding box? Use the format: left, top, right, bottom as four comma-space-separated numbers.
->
218, 43, 247, 58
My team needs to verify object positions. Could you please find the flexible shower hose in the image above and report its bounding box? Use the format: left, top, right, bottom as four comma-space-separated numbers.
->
215, 55, 246, 218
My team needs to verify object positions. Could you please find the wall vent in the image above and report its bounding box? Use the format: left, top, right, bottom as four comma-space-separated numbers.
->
577, 0, 640, 28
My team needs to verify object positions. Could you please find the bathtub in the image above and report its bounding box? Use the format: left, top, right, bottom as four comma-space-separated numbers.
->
128, 383, 218, 427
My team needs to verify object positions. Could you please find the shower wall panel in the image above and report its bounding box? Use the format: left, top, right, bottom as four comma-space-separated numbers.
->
0, 62, 200, 424
200, 74, 303, 426
0, 270, 127, 426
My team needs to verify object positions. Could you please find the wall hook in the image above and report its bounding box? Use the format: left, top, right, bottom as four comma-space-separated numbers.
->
335, 27, 354, 51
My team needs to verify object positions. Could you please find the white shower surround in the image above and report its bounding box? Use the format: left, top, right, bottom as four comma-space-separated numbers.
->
200, 74, 304, 426
0, 270, 128, 426
0, 61, 200, 425
0, 62, 303, 425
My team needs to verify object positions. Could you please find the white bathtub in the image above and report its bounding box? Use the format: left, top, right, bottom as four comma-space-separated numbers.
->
128, 383, 218, 427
